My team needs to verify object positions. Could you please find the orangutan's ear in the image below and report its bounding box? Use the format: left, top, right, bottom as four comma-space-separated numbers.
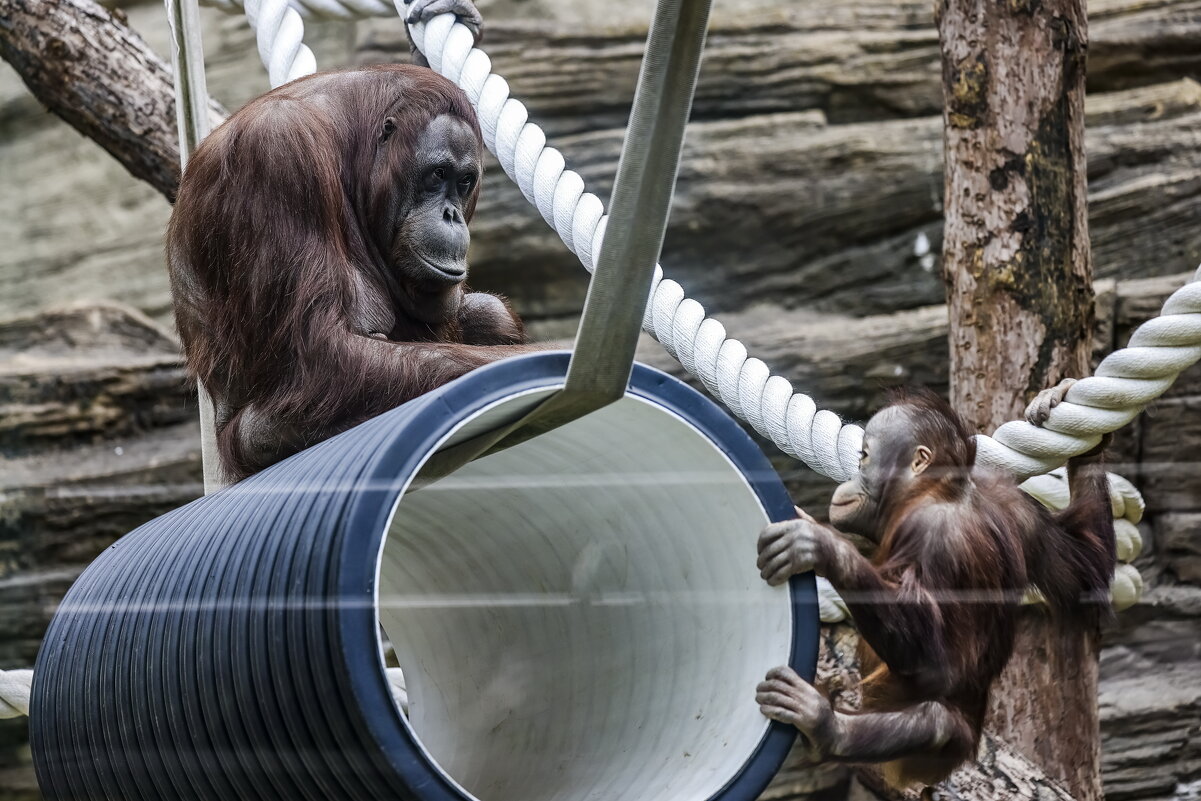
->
911, 445, 933, 475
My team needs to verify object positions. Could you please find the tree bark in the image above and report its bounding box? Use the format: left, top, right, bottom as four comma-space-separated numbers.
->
937, 0, 1100, 798
0, 0, 226, 201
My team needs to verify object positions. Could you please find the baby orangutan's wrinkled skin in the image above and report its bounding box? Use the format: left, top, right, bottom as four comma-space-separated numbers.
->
754, 382, 1115, 788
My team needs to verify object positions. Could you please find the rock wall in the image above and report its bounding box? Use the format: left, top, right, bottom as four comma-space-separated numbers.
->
3, 0, 1201, 799
6, 0, 1201, 328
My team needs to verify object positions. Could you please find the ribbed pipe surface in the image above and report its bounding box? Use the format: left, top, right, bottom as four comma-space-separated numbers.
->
31, 353, 817, 801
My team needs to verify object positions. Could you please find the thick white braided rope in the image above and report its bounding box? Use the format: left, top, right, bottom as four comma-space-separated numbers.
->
0, 669, 31, 718
220, 7, 1201, 487
408, 14, 868, 481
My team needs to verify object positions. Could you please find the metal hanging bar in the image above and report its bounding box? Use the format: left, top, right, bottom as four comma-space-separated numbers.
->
164, 0, 223, 494
561, 0, 711, 401
416, 0, 712, 482
504, 0, 713, 442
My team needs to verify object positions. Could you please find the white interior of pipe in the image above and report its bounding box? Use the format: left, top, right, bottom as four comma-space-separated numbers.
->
378, 392, 793, 801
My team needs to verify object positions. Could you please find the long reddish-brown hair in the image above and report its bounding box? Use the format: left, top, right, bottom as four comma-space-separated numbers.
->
166, 65, 487, 477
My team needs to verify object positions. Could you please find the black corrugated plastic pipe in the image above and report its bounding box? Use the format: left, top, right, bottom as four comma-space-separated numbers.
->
30, 353, 818, 801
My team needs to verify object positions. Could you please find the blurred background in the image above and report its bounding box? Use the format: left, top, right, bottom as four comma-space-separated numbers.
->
3, 0, 1201, 798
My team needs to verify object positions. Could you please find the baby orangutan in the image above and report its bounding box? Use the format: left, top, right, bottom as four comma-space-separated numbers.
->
754, 382, 1115, 788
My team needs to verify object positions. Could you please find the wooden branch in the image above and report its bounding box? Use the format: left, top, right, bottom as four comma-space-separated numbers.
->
0, 0, 227, 201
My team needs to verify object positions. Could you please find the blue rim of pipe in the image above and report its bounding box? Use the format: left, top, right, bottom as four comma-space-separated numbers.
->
331, 352, 819, 799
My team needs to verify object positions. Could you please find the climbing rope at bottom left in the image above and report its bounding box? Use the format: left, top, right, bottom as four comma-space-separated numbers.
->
0, 666, 408, 720
0, 669, 31, 719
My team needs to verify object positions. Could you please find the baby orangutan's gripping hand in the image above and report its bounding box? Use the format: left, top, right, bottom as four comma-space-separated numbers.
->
756, 507, 835, 585
756, 666, 836, 757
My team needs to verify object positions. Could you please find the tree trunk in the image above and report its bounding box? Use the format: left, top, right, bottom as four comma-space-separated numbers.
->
0, 0, 227, 201
937, 0, 1100, 798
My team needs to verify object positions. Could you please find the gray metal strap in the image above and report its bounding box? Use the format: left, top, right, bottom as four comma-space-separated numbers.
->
417, 0, 712, 484
558, 0, 711, 405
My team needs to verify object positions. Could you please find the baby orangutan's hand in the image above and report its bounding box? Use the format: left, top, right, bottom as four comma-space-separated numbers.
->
757, 666, 836, 757
756, 509, 831, 585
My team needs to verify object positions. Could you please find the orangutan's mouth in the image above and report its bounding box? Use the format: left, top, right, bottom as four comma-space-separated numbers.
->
417, 254, 466, 283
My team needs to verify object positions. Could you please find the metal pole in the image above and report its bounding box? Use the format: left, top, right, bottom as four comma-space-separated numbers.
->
561, 0, 711, 401
495, 0, 713, 439
416, 0, 712, 482
164, 0, 223, 494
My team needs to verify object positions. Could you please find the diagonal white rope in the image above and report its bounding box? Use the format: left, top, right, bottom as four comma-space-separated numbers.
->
406, 16, 1201, 485
408, 14, 868, 481
219, 6, 1201, 486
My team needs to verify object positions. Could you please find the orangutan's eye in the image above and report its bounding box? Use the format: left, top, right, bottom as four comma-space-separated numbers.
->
432, 167, 447, 181
379, 117, 397, 143
458, 174, 475, 194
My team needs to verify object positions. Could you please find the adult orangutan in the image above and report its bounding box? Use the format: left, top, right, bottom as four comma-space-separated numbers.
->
754, 382, 1115, 788
167, 61, 541, 481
